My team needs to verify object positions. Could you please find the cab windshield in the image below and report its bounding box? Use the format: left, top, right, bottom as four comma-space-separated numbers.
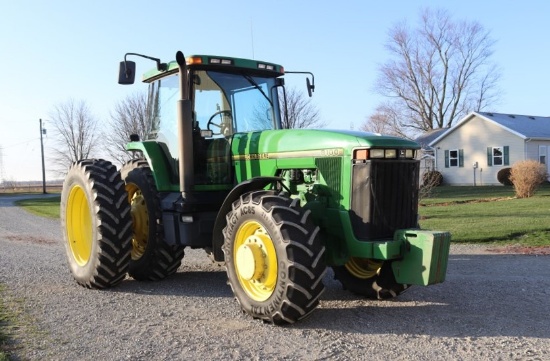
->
193, 70, 282, 138
146, 70, 282, 185
146, 70, 282, 156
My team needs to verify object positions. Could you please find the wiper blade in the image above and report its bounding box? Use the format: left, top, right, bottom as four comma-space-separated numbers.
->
242, 74, 273, 107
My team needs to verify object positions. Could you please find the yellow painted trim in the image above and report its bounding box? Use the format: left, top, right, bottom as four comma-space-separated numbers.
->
344, 257, 383, 279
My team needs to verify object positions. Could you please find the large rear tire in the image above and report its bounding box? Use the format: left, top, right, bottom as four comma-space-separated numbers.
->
60, 159, 132, 289
120, 159, 185, 281
223, 191, 326, 325
332, 258, 408, 299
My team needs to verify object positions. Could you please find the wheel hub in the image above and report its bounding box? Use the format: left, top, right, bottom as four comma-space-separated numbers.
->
66, 185, 93, 266
236, 243, 265, 281
127, 185, 149, 260
233, 221, 277, 301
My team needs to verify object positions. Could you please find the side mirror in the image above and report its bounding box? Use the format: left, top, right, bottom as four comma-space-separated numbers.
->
306, 77, 314, 97
284, 71, 315, 97
118, 61, 136, 84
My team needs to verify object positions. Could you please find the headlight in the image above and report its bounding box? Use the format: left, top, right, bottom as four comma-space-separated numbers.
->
384, 149, 397, 158
370, 149, 385, 158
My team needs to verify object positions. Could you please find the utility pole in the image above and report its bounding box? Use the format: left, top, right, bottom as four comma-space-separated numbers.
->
40, 118, 47, 194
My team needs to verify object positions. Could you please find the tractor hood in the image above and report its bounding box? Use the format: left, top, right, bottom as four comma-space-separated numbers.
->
232, 129, 420, 159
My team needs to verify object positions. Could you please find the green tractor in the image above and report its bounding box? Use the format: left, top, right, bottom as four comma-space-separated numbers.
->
60, 50, 451, 325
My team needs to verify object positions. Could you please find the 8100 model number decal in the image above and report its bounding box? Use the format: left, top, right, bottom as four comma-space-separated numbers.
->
233, 148, 344, 160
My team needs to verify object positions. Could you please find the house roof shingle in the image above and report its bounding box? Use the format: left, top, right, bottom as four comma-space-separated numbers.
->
477, 112, 550, 138
415, 128, 449, 149
430, 111, 550, 146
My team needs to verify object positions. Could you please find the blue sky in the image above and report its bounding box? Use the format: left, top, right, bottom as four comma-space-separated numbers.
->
0, 0, 548, 181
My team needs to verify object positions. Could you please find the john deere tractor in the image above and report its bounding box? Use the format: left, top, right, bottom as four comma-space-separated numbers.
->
60, 50, 451, 325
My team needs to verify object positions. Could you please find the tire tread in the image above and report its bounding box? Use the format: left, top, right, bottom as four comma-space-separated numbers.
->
62, 159, 132, 289
223, 190, 326, 325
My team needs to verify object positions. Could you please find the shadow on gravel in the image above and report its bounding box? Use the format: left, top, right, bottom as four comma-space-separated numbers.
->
111, 269, 232, 298
79, 253, 549, 339
299, 254, 550, 339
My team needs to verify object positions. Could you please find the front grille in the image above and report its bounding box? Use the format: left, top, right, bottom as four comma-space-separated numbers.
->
350, 160, 419, 240
315, 157, 341, 197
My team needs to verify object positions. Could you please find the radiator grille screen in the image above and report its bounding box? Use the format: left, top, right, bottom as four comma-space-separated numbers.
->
315, 157, 342, 196
350, 160, 419, 240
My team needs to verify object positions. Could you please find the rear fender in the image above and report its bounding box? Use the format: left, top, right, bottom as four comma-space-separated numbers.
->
126, 141, 178, 191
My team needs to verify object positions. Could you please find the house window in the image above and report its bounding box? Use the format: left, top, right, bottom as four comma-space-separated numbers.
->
493, 147, 503, 166
444, 149, 464, 168
540, 146, 547, 165
487, 146, 509, 166
449, 150, 459, 167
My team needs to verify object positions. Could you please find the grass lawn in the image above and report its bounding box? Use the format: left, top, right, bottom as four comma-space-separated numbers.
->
0, 284, 13, 361
13, 195, 61, 219
420, 184, 550, 246
420, 185, 519, 205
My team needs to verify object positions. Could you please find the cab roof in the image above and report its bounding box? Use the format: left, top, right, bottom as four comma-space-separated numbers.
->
142, 54, 284, 83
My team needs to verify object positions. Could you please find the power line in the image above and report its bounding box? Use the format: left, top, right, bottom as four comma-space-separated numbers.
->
1, 137, 41, 149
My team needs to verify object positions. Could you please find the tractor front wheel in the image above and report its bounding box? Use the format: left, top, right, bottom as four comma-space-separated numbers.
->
120, 159, 185, 281
332, 258, 408, 299
60, 159, 132, 289
223, 191, 326, 325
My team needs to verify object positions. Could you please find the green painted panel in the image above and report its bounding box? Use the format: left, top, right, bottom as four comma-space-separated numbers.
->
126, 141, 179, 191
391, 230, 451, 286
372, 240, 403, 259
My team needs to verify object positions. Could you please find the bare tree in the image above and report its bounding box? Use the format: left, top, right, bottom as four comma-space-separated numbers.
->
279, 87, 324, 129
104, 92, 150, 165
371, 8, 500, 133
49, 99, 100, 175
361, 103, 411, 138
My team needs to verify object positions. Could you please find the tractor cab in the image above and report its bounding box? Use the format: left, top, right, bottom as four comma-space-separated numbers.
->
120, 54, 291, 192
143, 60, 285, 186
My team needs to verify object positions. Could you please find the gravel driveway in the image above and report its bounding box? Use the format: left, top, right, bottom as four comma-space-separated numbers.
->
0, 195, 549, 360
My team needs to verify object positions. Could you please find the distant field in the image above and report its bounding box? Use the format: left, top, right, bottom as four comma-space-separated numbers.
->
0, 186, 62, 194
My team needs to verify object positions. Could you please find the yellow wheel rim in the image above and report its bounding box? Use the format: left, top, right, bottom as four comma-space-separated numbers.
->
345, 258, 384, 279
234, 220, 277, 302
66, 185, 93, 266
126, 183, 149, 261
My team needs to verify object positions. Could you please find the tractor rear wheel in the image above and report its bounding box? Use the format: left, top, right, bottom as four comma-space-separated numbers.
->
121, 159, 185, 281
332, 258, 408, 299
61, 159, 132, 289
223, 191, 326, 325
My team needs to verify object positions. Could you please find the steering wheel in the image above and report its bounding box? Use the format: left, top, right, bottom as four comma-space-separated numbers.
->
207, 110, 233, 136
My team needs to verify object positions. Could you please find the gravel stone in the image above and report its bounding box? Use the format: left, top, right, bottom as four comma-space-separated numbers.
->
1, 195, 549, 360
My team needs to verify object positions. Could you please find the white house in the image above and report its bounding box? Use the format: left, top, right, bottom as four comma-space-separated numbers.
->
428, 112, 550, 185
415, 128, 448, 179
